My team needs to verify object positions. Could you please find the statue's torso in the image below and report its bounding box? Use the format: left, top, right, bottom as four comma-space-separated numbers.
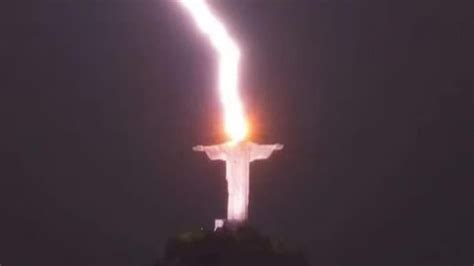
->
224, 142, 252, 183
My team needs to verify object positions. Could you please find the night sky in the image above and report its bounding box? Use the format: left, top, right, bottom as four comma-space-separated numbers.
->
1, 1, 472, 265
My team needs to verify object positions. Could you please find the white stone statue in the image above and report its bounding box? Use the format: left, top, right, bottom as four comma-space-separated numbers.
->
193, 141, 283, 222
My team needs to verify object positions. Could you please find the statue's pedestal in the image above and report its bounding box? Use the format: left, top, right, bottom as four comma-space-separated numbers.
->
214, 219, 246, 231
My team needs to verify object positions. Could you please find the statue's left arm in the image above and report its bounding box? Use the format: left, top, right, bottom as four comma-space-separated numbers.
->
250, 143, 284, 161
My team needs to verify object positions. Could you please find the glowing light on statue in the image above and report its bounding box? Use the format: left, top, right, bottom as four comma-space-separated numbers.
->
179, 0, 247, 142
179, 0, 283, 226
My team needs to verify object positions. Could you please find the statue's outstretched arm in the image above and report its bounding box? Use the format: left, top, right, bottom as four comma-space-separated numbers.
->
193, 144, 226, 161
250, 143, 284, 161
274, 143, 284, 150
192, 145, 205, 152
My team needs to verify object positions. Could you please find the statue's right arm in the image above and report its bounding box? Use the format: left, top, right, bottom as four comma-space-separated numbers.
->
192, 145, 205, 152
193, 144, 226, 161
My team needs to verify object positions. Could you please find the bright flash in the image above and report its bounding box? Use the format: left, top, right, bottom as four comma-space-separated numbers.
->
179, 0, 248, 142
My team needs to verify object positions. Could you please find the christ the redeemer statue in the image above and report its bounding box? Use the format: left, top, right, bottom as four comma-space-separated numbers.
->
193, 141, 283, 222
